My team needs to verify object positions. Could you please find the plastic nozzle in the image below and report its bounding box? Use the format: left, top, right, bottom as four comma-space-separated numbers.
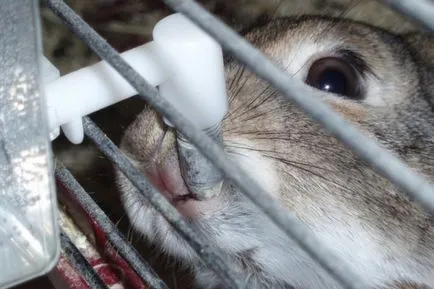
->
153, 14, 228, 200
42, 13, 227, 145
153, 13, 228, 129
41, 13, 228, 200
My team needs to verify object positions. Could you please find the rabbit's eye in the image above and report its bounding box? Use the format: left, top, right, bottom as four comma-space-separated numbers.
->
305, 57, 362, 99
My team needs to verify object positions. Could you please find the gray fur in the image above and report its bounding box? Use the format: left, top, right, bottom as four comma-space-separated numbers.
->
116, 16, 434, 289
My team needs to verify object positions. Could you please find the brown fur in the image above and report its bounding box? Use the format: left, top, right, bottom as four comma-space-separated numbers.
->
117, 16, 434, 289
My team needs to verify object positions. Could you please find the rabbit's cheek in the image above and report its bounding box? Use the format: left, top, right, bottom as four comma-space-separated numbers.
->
225, 138, 281, 200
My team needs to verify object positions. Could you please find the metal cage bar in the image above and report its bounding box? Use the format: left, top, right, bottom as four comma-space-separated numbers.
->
43, 0, 434, 289
55, 161, 170, 289
45, 1, 369, 287
54, 199, 152, 289
81, 117, 245, 289
59, 230, 109, 289
161, 0, 434, 214
378, 0, 434, 32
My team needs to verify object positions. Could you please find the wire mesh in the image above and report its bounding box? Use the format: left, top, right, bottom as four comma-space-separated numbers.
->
45, 1, 369, 288
55, 161, 170, 289
378, 0, 434, 32
162, 0, 434, 215
45, 0, 434, 289
59, 230, 109, 289
80, 117, 246, 289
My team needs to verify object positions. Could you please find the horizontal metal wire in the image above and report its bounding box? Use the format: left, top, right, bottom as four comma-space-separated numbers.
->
81, 117, 245, 289
376, 0, 434, 32
46, 1, 371, 288
55, 160, 170, 289
60, 230, 109, 289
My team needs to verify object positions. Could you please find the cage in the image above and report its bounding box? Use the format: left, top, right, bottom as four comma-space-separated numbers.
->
2, 1, 433, 289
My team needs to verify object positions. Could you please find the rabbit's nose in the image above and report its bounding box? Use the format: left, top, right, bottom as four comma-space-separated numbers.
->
153, 13, 228, 201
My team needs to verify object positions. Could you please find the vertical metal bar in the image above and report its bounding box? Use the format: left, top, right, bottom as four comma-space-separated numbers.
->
60, 230, 109, 289
55, 160, 169, 289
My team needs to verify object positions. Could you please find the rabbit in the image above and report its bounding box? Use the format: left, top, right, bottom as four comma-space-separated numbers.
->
115, 15, 434, 289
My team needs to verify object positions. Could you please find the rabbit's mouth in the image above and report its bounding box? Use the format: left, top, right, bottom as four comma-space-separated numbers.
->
145, 128, 202, 219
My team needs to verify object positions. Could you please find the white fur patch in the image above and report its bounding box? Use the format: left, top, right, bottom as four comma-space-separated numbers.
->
227, 139, 280, 199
